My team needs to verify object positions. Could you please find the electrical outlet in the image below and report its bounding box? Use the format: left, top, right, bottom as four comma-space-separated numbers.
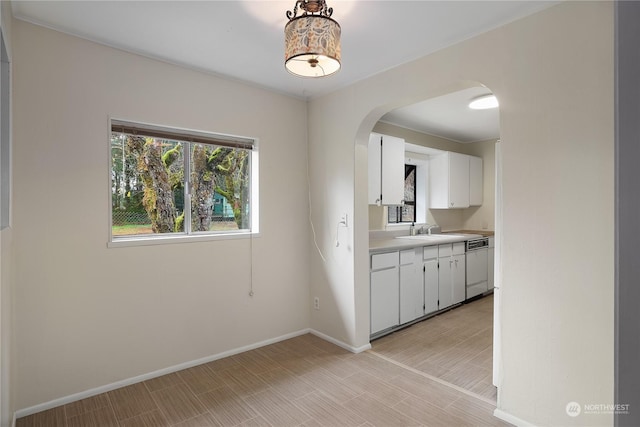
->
340, 213, 348, 227
313, 297, 320, 310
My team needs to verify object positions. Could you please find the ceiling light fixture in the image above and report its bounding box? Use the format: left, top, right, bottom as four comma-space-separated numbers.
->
469, 94, 499, 110
284, 0, 341, 78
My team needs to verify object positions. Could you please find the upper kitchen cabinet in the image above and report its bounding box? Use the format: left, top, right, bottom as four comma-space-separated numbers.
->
469, 155, 483, 206
429, 152, 470, 208
429, 152, 483, 209
368, 133, 405, 205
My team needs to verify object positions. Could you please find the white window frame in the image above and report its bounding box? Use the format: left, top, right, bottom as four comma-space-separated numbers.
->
386, 153, 428, 229
108, 118, 259, 248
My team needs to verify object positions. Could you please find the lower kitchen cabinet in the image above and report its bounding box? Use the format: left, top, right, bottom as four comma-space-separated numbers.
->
423, 246, 439, 314
438, 257, 452, 309
370, 252, 400, 335
400, 249, 424, 324
438, 242, 466, 310
370, 239, 470, 338
452, 253, 466, 304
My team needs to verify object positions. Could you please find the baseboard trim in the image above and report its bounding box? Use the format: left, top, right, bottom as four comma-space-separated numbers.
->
493, 408, 536, 427
15, 328, 311, 419
309, 329, 372, 353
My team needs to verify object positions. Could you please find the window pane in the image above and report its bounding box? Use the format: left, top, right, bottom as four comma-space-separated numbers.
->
111, 133, 184, 236
387, 164, 417, 224
190, 143, 250, 232
388, 206, 399, 223
110, 121, 256, 243
404, 165, 416, 203
401, 204, 415, 223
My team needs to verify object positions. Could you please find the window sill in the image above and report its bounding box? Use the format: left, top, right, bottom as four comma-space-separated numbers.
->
386, 222, 412, 229
108, 231, 260, 248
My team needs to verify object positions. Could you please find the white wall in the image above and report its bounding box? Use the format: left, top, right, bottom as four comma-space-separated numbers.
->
12, 20, 310, 410
462, 139, 496, 231
308, 2, 614, 426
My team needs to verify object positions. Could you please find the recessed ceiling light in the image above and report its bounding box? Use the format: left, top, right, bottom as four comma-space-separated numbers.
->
469, 94, 499, 110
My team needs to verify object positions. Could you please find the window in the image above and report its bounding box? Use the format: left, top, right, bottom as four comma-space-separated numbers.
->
110, 120, 257, 244
388, 164, 416, 223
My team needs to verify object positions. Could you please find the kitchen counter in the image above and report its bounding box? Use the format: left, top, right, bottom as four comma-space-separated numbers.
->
369, 232, 482, 254
444, 229, 495, 237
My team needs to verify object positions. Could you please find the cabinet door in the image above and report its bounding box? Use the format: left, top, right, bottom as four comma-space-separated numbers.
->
371, 267, 399, 334
429, 152, 470, 209
428, 153, 448, 208
400, 259, 423, 324
368, 133, 382, 205
381, 135, 405, 205
452, 254, 466, 304
469, 155, 483, 206
449, 152, 470, 208
438, 257, 452, 309
423, 258, 439, 314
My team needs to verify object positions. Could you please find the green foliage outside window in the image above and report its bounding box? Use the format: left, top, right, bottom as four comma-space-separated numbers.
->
111, 127, 252, 238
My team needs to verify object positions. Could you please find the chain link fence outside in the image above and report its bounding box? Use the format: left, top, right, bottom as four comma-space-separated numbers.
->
112, 210, 237, 228
112, 210, 150, 226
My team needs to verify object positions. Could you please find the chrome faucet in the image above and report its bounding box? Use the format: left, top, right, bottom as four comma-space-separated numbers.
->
426, 224, 440, 235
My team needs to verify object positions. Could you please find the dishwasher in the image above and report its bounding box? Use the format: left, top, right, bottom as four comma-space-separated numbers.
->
466, 237, 489, 300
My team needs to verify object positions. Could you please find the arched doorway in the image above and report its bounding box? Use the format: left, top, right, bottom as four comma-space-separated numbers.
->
357, 84, 502, 403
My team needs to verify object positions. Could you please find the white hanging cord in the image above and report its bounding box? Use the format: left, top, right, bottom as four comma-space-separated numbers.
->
249, 227, 254, 296
307, 144, 328, 263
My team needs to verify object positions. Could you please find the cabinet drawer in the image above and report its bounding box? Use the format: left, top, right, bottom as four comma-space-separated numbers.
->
438, 243, 452, 258
400, 249, 415, 265
423, 246, 438, 260
438, 242, 466, 258
371, 252, 399, 270
453, 242, 465, 255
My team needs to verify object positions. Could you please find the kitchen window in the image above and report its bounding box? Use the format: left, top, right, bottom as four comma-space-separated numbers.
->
110, 119, 258, 246
388, 164, 416, 223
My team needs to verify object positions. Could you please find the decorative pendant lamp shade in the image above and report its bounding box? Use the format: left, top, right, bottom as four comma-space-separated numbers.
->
285, 0, 341, 78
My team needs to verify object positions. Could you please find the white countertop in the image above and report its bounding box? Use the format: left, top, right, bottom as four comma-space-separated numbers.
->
369, 233, 483, 253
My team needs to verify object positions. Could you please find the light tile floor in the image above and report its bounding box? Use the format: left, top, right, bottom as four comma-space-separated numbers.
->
17, 295, 508, 427
372, 294, 497, 402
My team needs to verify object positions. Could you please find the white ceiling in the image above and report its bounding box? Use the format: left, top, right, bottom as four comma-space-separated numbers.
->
11, 0, 556, 141
381, 86, 501, 143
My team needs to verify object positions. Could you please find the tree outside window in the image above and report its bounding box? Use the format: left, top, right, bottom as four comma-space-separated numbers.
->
110, 121, 254, 240
388, 164, 416, 223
